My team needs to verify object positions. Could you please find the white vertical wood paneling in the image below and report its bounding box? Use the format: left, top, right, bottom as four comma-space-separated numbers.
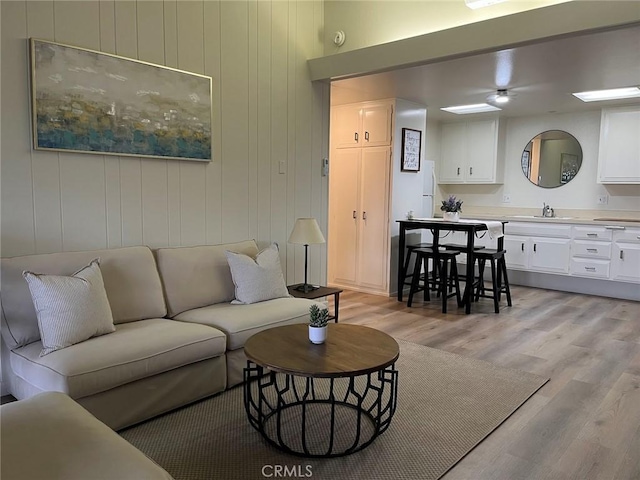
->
0, 1, 35, 257
285, 0, 298, 279
220, 0, 249, 243
1, 0, 329, 287
203, 0, 222, 245
113, 1, 143, 247
27, 1, 63, 254
99, 1, 121, 248
248, 0, 259, 242
256, 0, 272, 247
177, 1, 206, 246
269, 0, 289, 256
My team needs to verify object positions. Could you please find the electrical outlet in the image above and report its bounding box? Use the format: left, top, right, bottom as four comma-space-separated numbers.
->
502, 194, 511, 203
597, 194, 609, 205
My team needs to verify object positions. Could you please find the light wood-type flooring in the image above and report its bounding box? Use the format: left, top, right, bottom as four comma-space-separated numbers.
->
330, 286, 640, 480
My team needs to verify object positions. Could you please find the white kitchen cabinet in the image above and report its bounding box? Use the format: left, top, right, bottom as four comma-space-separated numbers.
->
328, 147, 391, 292
529, 238, 571, 274
597, 106, 640, 184
611, 227, 640, 283
331, 101, 393, 149
503, 222, 571, 274
439, 119, 504, 184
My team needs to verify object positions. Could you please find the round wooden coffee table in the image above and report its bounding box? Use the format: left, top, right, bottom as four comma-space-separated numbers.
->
243, 323, 399, 457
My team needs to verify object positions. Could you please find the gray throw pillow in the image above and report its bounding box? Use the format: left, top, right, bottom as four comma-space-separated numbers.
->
23, 259, 115, 356
225, 244, 290, 305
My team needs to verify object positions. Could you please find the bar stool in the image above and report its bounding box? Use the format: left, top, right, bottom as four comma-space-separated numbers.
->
408, 248, 461, 314
474, 249, 512, 313
401, 242, 434, 291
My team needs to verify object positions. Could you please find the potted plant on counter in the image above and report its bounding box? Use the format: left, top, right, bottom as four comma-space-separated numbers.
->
308, 304, 329, 344
441, 195, 463, 222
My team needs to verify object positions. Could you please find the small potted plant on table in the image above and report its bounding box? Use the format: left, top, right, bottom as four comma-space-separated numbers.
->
441, 195, 463, 222
308, 304, 329, 344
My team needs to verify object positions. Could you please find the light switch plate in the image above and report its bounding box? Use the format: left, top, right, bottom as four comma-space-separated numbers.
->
502, 194, 511, 203
597, 194, 609, 205
279, 161, 286, 174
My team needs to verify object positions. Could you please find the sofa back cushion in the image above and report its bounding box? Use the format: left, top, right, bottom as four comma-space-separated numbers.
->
1, 246, 166, 349
155, 240, 259, 317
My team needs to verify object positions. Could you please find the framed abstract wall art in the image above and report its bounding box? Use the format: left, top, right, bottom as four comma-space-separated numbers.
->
30, 38, 213, 161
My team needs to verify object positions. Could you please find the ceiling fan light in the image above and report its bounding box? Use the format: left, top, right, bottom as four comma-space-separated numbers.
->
465, 0, 508, 9
572, 86, 640, 102
495, 92, 510, 104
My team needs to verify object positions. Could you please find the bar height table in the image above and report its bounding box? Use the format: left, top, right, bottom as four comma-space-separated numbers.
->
397, 219, 507, 314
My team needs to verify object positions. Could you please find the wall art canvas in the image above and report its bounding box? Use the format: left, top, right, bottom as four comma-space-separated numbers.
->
30, 38, 212, 161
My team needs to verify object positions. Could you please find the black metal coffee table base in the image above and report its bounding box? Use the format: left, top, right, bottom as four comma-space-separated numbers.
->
243, 362, 398, 458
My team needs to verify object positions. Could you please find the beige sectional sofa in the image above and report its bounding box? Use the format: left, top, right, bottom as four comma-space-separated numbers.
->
1, 240, 322, 430
1, 392, 173, 479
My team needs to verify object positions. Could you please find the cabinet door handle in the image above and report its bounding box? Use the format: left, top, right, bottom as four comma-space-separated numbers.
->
533, 243, 537, 252
620, 250, 624, 260
365, 131, 369, 141
521, 243, 525, 251
457, 167, 460, 175
586, 248, 598, 253
587, 233, 598, 237
585, 267, 596, 271
354, 132, 358, 142
363, 211, 367, 220
469, 167, 473, 175
353, 210, 357, 219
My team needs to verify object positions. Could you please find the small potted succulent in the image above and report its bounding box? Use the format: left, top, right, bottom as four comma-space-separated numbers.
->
440, 195, 463, 222
308, 304, 329, 344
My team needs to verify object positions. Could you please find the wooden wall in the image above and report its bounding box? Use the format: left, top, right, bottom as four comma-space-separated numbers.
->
0, 0, 328, 285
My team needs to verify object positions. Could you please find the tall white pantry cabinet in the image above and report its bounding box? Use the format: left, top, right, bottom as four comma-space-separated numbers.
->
328, 99, 426, 296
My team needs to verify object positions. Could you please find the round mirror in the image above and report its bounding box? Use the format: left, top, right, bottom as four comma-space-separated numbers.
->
521, 130, 582, 188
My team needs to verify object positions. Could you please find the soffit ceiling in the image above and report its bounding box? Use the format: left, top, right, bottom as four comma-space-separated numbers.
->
331, 25, 640, 121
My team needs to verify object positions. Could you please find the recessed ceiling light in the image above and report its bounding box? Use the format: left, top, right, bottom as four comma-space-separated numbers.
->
465, 0, 507, 9
572, 87, 640, 102
440, 103, 502, 115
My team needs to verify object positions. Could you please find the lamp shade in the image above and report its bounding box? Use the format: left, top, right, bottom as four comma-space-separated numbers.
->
288, 218, 325, 245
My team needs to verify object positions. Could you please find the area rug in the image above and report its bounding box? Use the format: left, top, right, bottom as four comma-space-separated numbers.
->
120, 340, 548, 480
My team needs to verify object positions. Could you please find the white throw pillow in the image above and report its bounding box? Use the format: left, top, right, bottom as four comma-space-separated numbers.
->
23, 259, 115, 356
225, 244, 290, 305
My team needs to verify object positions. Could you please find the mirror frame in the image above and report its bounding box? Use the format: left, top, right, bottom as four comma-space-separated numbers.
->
521, 130, 583, 189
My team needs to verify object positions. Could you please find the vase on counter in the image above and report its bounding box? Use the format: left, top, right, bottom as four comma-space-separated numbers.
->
443, 212, 460, 222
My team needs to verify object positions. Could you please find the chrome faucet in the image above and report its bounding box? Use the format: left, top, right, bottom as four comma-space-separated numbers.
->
542, 203, 555, 218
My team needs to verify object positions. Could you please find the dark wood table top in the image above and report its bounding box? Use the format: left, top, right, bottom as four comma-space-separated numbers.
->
244, 323, 399, 378
287, 285, 343, 300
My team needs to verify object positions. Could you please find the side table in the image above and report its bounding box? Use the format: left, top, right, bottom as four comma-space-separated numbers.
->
287, 285, 343, 323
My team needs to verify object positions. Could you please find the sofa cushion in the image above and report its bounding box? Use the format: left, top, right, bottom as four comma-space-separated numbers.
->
1, 392, 173, 480
155, 241, 259, 317
9, 318, 226, 399
225, 244, 290, 304
174, 297, 323, 350
24, 259, 116, 356
1, 246, 167, 349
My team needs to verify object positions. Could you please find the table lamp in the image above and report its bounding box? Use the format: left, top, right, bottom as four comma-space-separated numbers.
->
288, 218, 325, 293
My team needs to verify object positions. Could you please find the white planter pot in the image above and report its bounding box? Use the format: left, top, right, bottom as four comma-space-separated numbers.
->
309, 326, 327, 344
443, 212, 460, 222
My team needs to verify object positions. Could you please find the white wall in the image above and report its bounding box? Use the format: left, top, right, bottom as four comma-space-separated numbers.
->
1, 0, 329, 287
440, 110, 640, 214
323, 0, 569, 55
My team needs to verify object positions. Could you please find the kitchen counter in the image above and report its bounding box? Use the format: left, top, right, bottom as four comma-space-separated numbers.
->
461, 214, 640, 228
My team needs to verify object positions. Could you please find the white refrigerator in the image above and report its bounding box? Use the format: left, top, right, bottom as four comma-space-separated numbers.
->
422, 160, 435, 244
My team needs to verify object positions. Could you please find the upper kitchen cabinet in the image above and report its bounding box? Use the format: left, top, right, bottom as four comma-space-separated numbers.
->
331, 101, 393, 149
438, 119, 505, 184
597, 106, 640, 184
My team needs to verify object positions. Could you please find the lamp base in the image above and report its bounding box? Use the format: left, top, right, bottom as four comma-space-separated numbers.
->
294, 283, 319, 293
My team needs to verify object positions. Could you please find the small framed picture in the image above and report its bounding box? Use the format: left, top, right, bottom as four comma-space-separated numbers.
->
401, 128, 421, 172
